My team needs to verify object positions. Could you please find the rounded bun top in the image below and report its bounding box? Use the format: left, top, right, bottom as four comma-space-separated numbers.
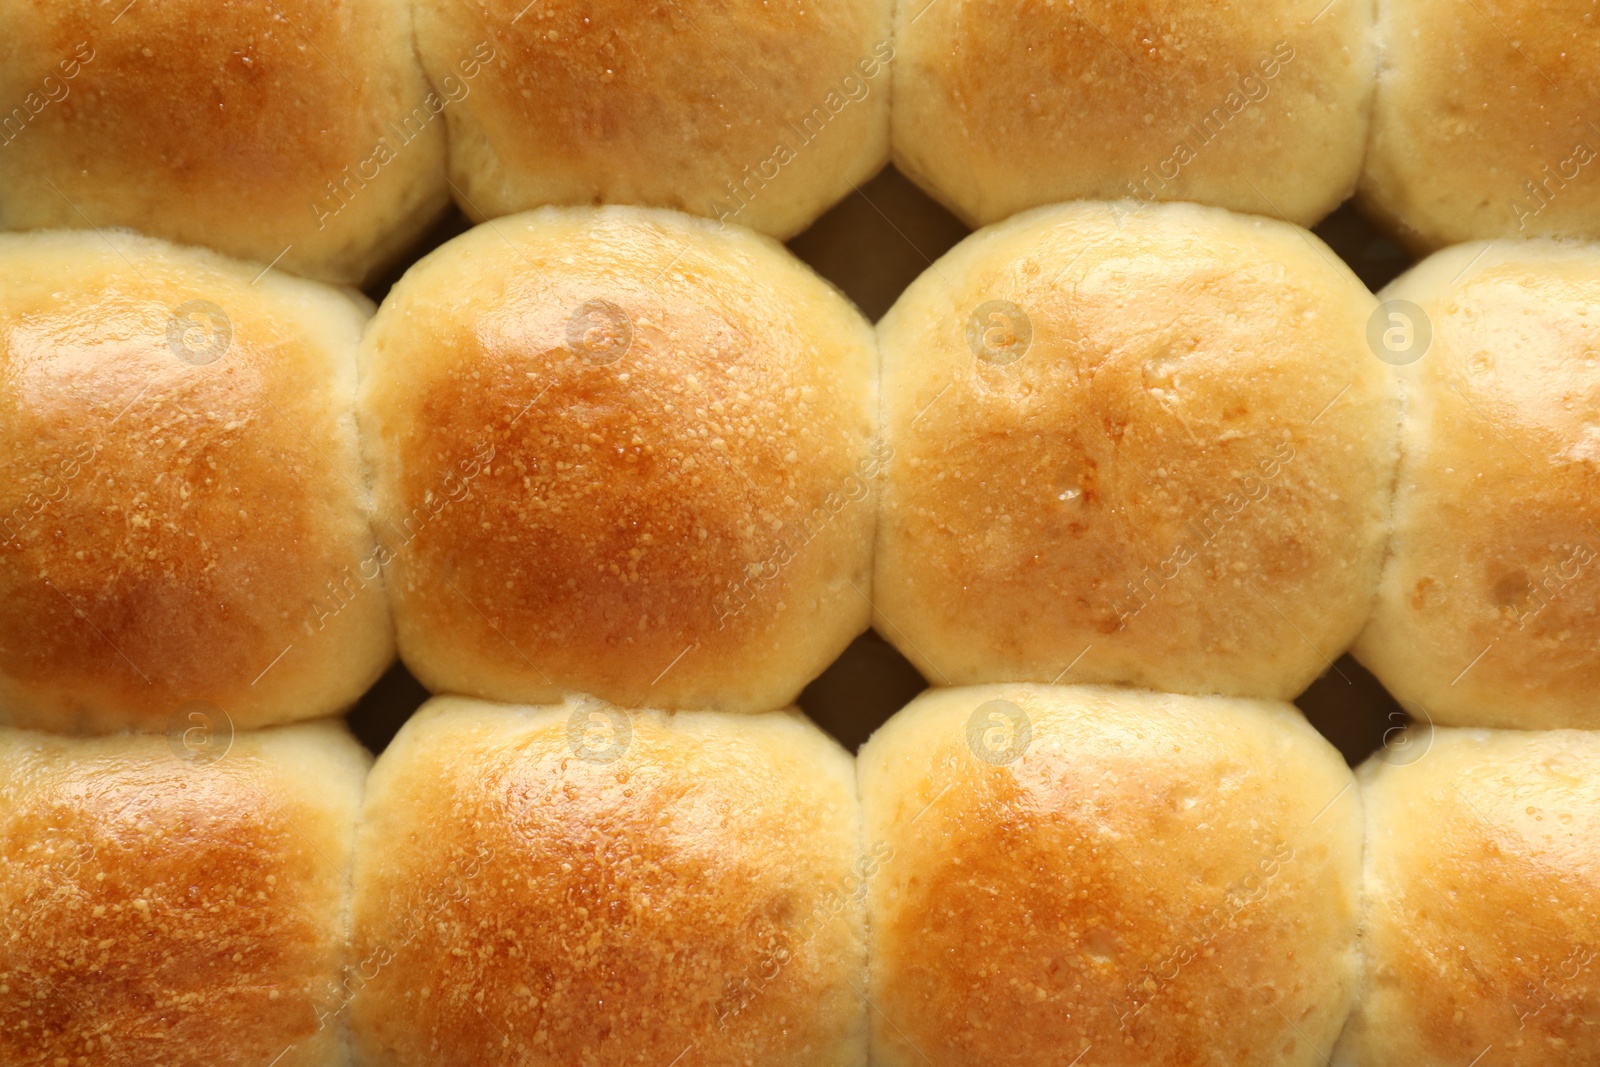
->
0, 719, 368, 1067
1362, 0, 1600, 249
360, 206, 876, 713
1356, 240, 1600, 729
0, 0, 446, 282
351, 696, 865, 1066
875, 200, 1394, 700
0, 230, 392, 735
1350, 727, 1600, 1064
418, 0, 893, 236
892, 0, 1373, 227
858, 683, 1361, 1067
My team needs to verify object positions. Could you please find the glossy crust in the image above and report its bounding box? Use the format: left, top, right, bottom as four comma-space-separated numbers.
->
1355, 241, 1600, 729
859, 683, 1362, 1067
415, 0, 893, 238
0, 230, 394, 734
892, 0, 1374, 228
876, 200, 1396, 700
1337, 728, 1600, 1065
0, 0, 447, 283
1361, 0, 1600, 250
358, 206, 877, 713
0, 719, 369, 1067
347, 695, 868, 1067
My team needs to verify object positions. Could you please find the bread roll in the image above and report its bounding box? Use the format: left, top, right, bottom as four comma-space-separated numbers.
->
1356, 241, 1600, 729
347, 695, 867, 1066
359, 206, 877, 713
859, 683, 1362, 1066
414, 0, 892, 238
0, 718, 368, 1067
1361, 0, 1600, 250
876, 200, 1396, 700
1337, 727, 1600, 1065
0, 230, 394, 735
0, 0, 446, 283
892, 0, 1373, 228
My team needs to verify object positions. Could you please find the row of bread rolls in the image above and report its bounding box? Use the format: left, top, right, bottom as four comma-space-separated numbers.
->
2, 202, 1598, 733
3, 686, 1596, 1065
1, 0, 1596, 283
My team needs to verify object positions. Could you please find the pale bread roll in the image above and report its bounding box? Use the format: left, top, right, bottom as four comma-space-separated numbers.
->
0, 719, 369, 1067
859, 683, 1363, 1067
892, 0, 1373, 228
358, 206, 877, 713
1356, 240, 1600, 729
0, 0, 447, 283
1361, 0, 1600, 250
0, 230, 394, 735
1336, 727, 1600, 1065
876, 200, 1396, 700
347, 695, 868, 1066
414, 0, 893, 238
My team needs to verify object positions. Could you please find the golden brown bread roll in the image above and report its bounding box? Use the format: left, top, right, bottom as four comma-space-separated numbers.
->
859, 683, 1362, 1067
875, 200, 1396, 700
0, 718, 369, 1067
347, 695, 868, 1066
358, 206, 877, 713
1336, 727, 1600, 1065
0, 230, 394, 735
1361, 0, 1600, 250
0, 0, 446, 283
1355, 240, 1600, 729
414, 0, 893, 238
892, 0, 1373, 228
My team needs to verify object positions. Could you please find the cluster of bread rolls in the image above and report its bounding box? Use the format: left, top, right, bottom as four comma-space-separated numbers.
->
3, 0, 1598, 278
3, 0, 1600, 1062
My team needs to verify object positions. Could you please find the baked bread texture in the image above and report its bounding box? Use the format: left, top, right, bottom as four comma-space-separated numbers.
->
859, 683, 1363, 1067
1336, 726, 1600, 1065
1356, 240, 1600, 729
892, 0, 1374, 228
358, 206, 878, 714
1361, 0, 1600, 250
876, 200, 1396, 700
414, 0, 893, 237
347, 695, 868, 1066
0, 718, 369, 1067
0, 0, 447, 283
0, 230, 394, 735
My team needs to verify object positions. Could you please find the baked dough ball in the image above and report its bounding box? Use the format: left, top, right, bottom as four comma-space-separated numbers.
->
876, 201, 1396, 700
415, 0, 893, 238
1337, 727, 1600, 1065
0, 230, 394, 735
1361, 0, 1600, 250
348, 695, 868, 1066
0, 719, 368, 1067
0, 0, 446, 283
359, 206, 877, 713
859, 683, 1362, 1067
1356, 241, 1600, 729
892, 0, 1373, 228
